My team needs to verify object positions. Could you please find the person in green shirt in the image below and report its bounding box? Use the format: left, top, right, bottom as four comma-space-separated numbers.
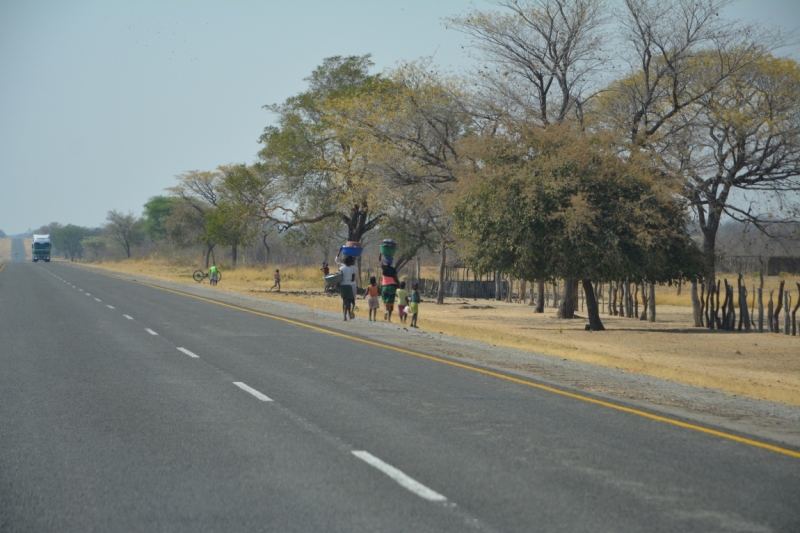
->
396, 281, 409, 325
209, 265, 220, 286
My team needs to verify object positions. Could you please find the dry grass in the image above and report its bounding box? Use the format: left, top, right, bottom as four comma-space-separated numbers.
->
0, 239, 10, 262
79, 258, 800, 406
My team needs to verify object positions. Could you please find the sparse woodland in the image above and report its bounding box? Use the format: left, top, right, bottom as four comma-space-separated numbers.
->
30, 0, 800, 334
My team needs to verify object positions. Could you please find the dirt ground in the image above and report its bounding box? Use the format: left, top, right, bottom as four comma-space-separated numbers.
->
0, 239, 10, 262
73, 259, 800, 406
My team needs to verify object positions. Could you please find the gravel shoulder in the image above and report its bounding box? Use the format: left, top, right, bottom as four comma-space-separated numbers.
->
73, 263, 800, 451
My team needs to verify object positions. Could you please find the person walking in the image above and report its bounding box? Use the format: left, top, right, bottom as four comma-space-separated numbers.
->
409, 282, 421, 328
396, 281, 409, 324
380, 256, 400, 322
336, 255, 359, 320
209, 264, 220, 286
270, 269, 281, 291
364, 276, 380, 321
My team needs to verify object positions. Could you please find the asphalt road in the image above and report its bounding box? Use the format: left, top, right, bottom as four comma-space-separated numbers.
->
1, 255, 798, 532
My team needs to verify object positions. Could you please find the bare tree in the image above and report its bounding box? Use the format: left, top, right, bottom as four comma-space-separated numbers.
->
446, 0, 609, 127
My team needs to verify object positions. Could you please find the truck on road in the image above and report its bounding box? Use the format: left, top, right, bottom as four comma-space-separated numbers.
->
32, 234, 51, 262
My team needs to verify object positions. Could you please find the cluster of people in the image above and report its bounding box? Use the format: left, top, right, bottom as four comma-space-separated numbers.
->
332, 249, 421, 327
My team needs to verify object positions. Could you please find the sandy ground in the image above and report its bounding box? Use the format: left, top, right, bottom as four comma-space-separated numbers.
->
0, 239, 10, 262
71, 259, 800, 407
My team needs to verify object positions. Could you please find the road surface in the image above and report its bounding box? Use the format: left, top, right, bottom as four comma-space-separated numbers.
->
1, 256, 798, 532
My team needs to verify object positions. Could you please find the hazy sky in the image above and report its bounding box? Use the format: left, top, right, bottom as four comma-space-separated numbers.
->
1, 0, 798, 235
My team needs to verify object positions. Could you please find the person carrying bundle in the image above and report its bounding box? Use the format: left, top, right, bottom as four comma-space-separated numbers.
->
380, 256, 400, 322
335, 254, 359, 321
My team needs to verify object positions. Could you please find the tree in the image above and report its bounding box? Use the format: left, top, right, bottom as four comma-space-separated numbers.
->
104, 210, 144, 258
677, 55, 800, 285
33, 222, 63, 235
447, 0, 609, 316
81, 236, 106, 260
446, 0, 608, 127
258, 55, 384, 242
51, 225, 86, 262
453, 122, 702, 330
143, 196, 180, 242
167, 169, 221, 267
165, 202, 211, 262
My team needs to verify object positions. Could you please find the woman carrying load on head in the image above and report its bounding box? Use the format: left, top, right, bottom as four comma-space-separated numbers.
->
335, 254, 359, 321
380, 255, 400, 322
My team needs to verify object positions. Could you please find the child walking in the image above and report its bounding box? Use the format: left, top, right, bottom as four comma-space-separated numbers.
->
396, 281, 408, 324
364, 276, 380, 321
409, 282, 421, 328
270, 269, 281, 291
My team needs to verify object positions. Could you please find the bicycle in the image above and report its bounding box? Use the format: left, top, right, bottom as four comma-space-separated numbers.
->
193, 269, 222, 283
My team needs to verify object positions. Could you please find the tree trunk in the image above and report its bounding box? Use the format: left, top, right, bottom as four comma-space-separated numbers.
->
648, 282, 656, 323
624, 279, 632, 318
231, 244, 237, 268
552, 282, 559, 308
495, 271, 502, 301
691, 280, 703, 327
436, 237, 446, 305
557, 279, 579, 319
608, 281, 617, 316
702, 229, 717, 294
535, 280, 545, 313
758, 287, 764, 333
721, 280, 731, 330
582, 280, 605, 331
784, 291, 791, 336
640, 283, 648, 321
774, 281, 785, 333
633, 283, 639, 318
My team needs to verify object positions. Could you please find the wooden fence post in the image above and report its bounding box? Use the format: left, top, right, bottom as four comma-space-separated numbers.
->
792, 283, 800, 336
774, 281, 785, 334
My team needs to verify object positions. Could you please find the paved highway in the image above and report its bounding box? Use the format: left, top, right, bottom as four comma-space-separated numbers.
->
1, 252, 798, 532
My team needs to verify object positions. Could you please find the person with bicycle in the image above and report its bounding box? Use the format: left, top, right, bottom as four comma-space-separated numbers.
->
209, 264, 220, 286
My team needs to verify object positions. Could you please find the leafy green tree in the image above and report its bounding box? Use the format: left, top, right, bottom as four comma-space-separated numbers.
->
258, 55, 384, 242
51, 225, 86, 262
204, 200, 258, 268
143, 196, 180, 242
453, 123, 702, 330
104, 210, 144, 258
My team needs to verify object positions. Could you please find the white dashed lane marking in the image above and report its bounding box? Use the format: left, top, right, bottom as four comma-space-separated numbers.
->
123, 315, 134, 320
145, 328, 158, 336
107, 305, 115, 309
177, 347, 200, 359
233, 382, 273, 402
352, 451, 447, 502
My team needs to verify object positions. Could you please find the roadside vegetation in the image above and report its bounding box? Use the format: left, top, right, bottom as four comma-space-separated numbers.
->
18, 1, 800, 399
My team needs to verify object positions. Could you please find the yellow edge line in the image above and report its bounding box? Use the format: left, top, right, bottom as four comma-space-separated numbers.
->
0, 261, 7, 274
101, 270, 800, 460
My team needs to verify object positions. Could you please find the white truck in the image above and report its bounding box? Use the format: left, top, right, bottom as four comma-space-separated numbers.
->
32, 234, 51, 262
